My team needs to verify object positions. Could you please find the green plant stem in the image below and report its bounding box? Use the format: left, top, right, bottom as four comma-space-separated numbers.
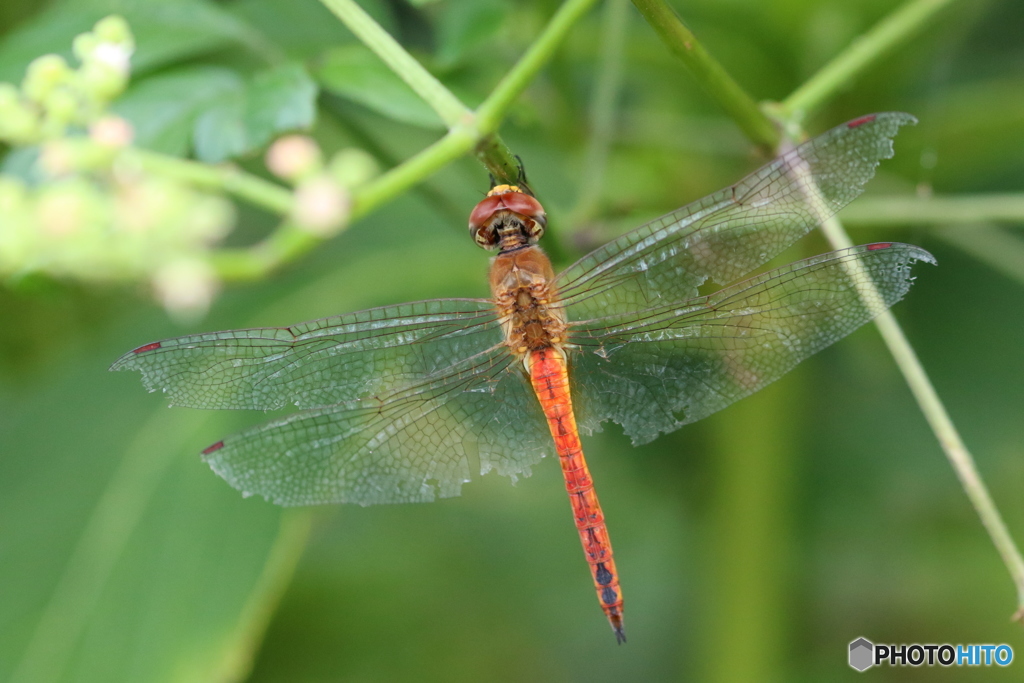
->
131, 150, 293, 215
840, 194, 1024, 225
142, 0, 599, 281
315, 0, 520, 184
781, 0, 960, 120
212, 127, 476, 281
704, 376, 799, 682
213, 0, 601, 280
630, 0, 779, 150
318, 0, 470, 128
818, 213, 1024, 615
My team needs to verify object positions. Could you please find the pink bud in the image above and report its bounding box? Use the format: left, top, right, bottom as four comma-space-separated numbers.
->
266, 135, 322, 181
90, 116, 133, 147
153, 259, 219, 320
293, 176, 350, 236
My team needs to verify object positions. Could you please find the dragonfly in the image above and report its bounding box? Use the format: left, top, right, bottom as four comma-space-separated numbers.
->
112, 112, 934, 643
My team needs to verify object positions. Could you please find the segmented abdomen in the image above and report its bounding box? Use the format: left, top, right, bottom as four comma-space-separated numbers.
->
528, 347, 625, 643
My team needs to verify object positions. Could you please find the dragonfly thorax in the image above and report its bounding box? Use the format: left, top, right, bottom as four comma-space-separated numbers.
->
489, 245, 567, 357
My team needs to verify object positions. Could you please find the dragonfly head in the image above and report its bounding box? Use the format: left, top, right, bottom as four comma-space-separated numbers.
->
469, 185, 547, 252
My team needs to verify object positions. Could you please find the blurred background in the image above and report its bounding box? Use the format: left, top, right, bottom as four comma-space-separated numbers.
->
1, 0, 1023, 681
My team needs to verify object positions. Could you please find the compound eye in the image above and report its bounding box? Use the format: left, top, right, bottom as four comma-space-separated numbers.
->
526, 215, 546, 243
470, 223, 499, 249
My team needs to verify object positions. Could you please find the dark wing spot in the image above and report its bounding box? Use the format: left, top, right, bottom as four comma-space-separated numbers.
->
867, 242, 892, 251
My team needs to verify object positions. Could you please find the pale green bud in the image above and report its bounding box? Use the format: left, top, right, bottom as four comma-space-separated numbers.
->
94, 15, 133, 46
73, 33, 100, 62
23, 54, 70, 103
328, 148, 379, 190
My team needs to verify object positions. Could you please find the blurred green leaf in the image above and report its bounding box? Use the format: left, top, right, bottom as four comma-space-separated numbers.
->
192, 62, 318, 163
314, 45, 444, 130
0, 0, 263, 84
112, 67, 243, 156
226, 0, 362, 60
0, 316, 309, 683
433, 0, 509, 69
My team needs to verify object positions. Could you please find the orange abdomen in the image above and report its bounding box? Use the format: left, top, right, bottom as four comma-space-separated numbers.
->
528, 347, 625, 643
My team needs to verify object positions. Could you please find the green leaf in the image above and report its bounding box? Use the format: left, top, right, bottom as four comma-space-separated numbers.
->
0, 0, 263, 84
226, 0, 393, 60
0, 314, 310, 683
192, 62, 318, 163
314, 44, 444, 130
112, 67, 243, 157
433, 0, 510, 69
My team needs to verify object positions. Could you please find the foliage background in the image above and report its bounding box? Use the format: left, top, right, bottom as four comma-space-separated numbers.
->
1, 0, 1023, 681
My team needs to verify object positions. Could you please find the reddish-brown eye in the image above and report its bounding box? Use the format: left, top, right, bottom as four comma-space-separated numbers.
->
468, 195, 504, 231
500, 191, 546, 220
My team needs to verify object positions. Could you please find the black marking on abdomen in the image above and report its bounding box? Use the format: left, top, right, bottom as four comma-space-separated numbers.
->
595, 563, 613, 585
602, 586, 618, 605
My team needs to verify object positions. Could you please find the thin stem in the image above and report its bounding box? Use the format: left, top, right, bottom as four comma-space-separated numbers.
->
318, 0, 470, 128
630, 0, 779, 150
704, 377, 799, 681
840, 193, 1024, 226
212, 127, 477, 282
131, 150, 293, 215
781, 0, 960, 120
350, 127, 476, 220
818, 213, 1024, 613
156, 0, 599, 281
316, 0, 519, 184
211, 223, 318, 282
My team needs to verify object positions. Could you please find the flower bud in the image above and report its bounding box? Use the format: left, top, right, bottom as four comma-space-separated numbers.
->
153, 258, 219, 321
94, 15, 133, 46
36, 181, 95, 237
78, 60, 128, 101
328, 148, 379, 189
292, 176, 350, 236
39, 140, 77, 176
90, 116, 134, 147
23, 54, 70, 103
185, 195, 235, 244
266, 135, 322, 182
72, 33, 100, 62
44, 87, 79, 124
0, 99, 40, 144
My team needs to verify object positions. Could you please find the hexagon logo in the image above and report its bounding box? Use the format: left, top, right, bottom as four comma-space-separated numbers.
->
849, 637, 874, 671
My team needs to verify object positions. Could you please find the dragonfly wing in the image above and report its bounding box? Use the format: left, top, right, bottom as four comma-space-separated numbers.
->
110, 298, 500, 410
566, 243, 935, 444
202, 346, 552, 506
555, 113, 916, 317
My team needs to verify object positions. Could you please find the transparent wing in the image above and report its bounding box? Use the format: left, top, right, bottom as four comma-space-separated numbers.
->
110, 298, 500, 410
566, 243, 935, 444
555, 113, 916, 317
202, 346, 553, 506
